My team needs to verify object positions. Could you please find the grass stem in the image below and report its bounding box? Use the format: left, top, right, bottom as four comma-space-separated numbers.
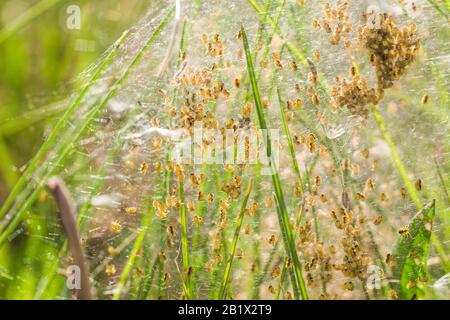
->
179, 176, 192, 299
371, 105, 450, 272
0, 8, 174, 248
112, 207, 155, 300
241, 25, 308, 300
219, 179, 253, 299
0, 29, 130, 222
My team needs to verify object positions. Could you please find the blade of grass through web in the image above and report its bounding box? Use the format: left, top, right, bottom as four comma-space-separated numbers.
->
247, 0, 345, 146
275, 155, 324, 298
371, 105, 450, 272
205, 133, 246, 298
252, 237, 280, 299
252, 0, 273, 62
157, 0, 182, 77
396, 0, 449, 110
242, 0, 291, 106
241, 0, 285, 297
241, 25, 308, 300
112, 207, 156, 300
276, 55, 323, 289
219, 179, 253, 299
215, 0, 280, 295
208, 174, 242, 299
275, 265, 288, 299
395, 2, 450, 234
274, 42, 329, 256
276, 88, 304, 194
179, 176, 193, 299
425, 0, 449, 19
245, 48, 284, 298
433, 156, 450, 206
1, 7, 174, 234
130, 161, 170, 301
252, 161, 315, 299
0, 0, 62, 44
249, 163, 262, 298
34, 123, 133, 299
257, 0, 285, 76
395, 0, 450, 267
245, 42, 297, 300
147, 15, 189, 299
303, 155, 321, 240
0, 29, 130, 223
255, 0, 449, 283
272, 194, 299, 299
275, 200, 305, 300
155, 155, 171, 299
138, 256, 161, 299
246, 0, 306, 64
247, 1, 345, 187
0, 7, 175, 248
252, 159, 313, 299
252, 3, 334, 102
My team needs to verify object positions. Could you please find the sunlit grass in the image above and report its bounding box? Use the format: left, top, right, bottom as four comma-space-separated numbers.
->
0, 0, 448, 301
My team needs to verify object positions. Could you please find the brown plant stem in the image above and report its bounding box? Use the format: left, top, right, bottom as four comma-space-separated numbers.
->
47, 177, 92, 300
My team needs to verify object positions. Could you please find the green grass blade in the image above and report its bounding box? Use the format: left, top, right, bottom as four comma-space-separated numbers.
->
396, 1, 449, 110
274, 264, 287, 300
371, 105, 449, 272
0, 29, 130, 222
241, 25, 308, 300
272, 194, 299, 299
391, 201, 436, 299
179, 176, 192, 299
219, 179, 253, 299
433, 156, 450, 205
246, 0, 306, 64
276, 88, 304, 193
426, 0, 449, 19
138, 256, 161, 300
34, 126, 130, 299
113, 208, 155, 300
252, 236, 280, 299
0, 7, 175, 248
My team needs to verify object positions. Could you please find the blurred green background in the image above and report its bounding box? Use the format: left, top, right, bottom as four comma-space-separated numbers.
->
0, 0, 149, 201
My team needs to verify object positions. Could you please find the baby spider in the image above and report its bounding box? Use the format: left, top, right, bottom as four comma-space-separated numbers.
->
398, 227, 409, 237
125, 207, 137, 215
373, 215, 383, 226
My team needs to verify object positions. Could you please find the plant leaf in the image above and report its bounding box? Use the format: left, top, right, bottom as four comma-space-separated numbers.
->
390, 200, 435, 299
